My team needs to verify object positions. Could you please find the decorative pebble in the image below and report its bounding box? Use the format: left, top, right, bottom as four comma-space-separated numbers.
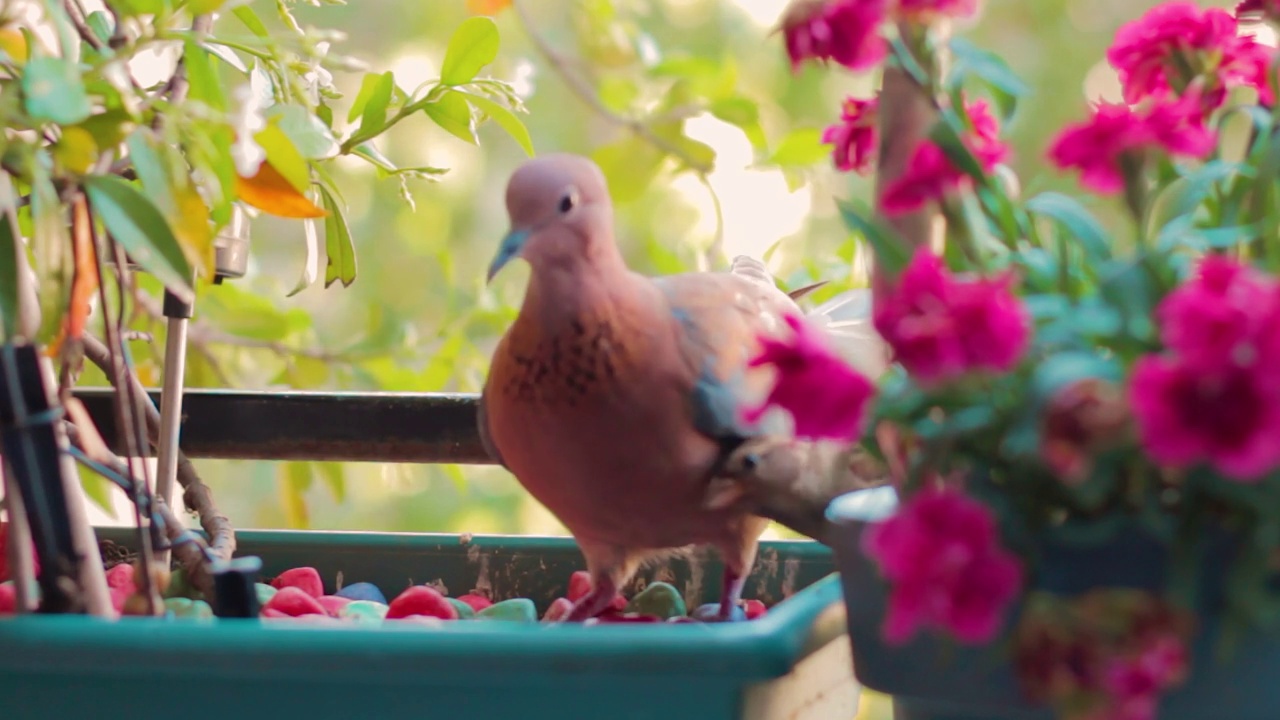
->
338, 600, 388, 623
270, 567, 324, 598
587, 610, 663, 624
397, 616, 445, 628
542, 597, 574, 622
447, 597, 476, 619
165, 597, 214, 621
692, 602, 747, 623
456, 593, 493, 612
121, 593, 163, 616
263, 586, 327, 617
476, 598, 537, 622
334, 581, 386, 604
624, 582, 686, 619
386, 585, 458, 620
256, 583, 278, 606
0, 582, 15, 614
743, 599, 767, 620
318, 595, 353, 617
164, 568, 199, 600
566, 571, 627, 609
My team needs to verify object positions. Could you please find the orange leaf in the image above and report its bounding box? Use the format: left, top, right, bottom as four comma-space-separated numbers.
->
234, 161, 327, 219
466, 0, 512, 15
67, 194, 98, 340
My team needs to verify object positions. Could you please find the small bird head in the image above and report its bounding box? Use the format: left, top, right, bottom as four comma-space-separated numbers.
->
486, 153, 615, 283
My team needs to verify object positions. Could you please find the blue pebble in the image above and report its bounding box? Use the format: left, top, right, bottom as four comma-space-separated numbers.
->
691, 602, 747, 623
335, 582, 386, 604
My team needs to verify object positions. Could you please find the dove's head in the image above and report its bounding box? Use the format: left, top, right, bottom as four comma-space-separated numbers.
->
486, 153, 616, 283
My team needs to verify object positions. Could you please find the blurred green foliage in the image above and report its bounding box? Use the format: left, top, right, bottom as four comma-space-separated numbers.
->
32, 0, 1240, 540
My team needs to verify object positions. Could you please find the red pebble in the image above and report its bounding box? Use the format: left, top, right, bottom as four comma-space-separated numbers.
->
261, 608, 290, 619
543, 597, 574, 622
566, 571, 627, 609
743, 599, 767, 620
317, 595, 352, 617
456, 593, 493, 612
0, 583, 16, 614
263, 586, 327, 617
386, 585, 458, 620
270, 567, 324, 598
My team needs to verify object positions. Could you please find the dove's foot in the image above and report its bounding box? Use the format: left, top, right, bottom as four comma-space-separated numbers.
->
564, 575, 621, 622
714, 568, 748, 622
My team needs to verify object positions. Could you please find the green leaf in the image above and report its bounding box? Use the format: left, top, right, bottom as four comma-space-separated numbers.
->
440, 16, 500, 86
947, 37, 1028, 121
287, 211, 322, 297
199, 282, 307, 340
352, 71, 394, 138
83, 175, 194, 303
1031, 351, 1123, 406
270, 104, 339, 160
1146, 160, 1240, 237
929, 109, 987, 180
232, 5, 270, 37
318, 183, 356, 288
836, 197, 911, 277
766, 128, 829, 167
461, 92, 534, 156
21, 57, 92, 125
106, 0, 167, 17
203, 41, 248, 73
422, 90, 478, 145
78, 463, 117, 518
125, 129, 176, 220
347, 71, 390, 124
1025, 192, 1112, 261
0, 205, 19, 341
350, 143, 396, 173
86, 11, 115, 44
711, 97, 766, 149
183, 39, 226, 111
255, 123, 312, 194
316, 462, 346, 503
592, 136, 664, 203
280, 462, 313, 529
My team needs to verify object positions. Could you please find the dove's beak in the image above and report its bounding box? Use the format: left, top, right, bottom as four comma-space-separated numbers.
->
486, 229, 530, 284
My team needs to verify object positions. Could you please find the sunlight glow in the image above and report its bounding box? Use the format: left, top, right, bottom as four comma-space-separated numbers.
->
676, 115, 813, 263
730, 0, 788, 26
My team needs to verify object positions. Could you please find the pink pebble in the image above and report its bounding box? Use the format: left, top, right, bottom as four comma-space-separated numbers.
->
105, 563, 136, 592
261, 608, 290, 619
456, 593, 493, 612
270, 567, 324, 598
386, 585, 458, 620
566, 571, 626, 609
743, 599, 767, 620
0, 584, 16, 614
543, 597, 574, 622
263, 586, 327, 617
397, 615, 444, 628
317, 595, 352, 617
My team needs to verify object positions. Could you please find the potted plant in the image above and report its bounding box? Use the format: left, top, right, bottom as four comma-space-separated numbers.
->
734, 1, 1280, 718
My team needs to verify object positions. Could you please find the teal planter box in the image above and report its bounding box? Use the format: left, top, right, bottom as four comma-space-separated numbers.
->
0, 529, 858, 720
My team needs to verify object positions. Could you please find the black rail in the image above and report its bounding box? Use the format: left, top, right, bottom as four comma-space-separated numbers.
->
71, 388, 494, 464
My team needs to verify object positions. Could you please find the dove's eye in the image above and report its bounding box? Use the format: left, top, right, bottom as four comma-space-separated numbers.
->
558, 190, 578, 214
740, 453, 760, 473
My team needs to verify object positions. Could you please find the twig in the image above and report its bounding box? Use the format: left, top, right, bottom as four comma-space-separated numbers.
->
64, 0, 105, 52
79, 333, 235, 594
511, 0, 712, 175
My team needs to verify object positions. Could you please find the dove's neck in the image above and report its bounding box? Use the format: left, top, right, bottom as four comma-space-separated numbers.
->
520, 234, 648, 330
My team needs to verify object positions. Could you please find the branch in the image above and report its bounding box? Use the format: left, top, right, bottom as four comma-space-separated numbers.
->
79, 334, 235, 582
64, 0, 105, 52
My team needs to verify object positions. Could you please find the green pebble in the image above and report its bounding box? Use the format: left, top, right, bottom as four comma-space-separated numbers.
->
164, 568, 201, 600
476, 598, 537, 622
339, 600, 388, 623
447, 597, 476, 619
255, 583, 278, 606
625, 582, 686, 619
164, 597, 214, 622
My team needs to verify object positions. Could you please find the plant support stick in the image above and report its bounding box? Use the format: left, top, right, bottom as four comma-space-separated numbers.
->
154, 286, 193, 570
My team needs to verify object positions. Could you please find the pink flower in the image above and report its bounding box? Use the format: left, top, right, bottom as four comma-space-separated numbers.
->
1100, 635, 1188, 720
781, 0, 889, 72
742, 312, 877, 441
1048, 97, 1217, 195
1130, 355, 1280, 481
893, 0, 980, 22
880, 99, 1008, 214
823, 96, 879, 174
1106, 1, 1274, 108
872, 248, 1031, 383
1155, 254, 1280, 375
861, 485, 1023, 644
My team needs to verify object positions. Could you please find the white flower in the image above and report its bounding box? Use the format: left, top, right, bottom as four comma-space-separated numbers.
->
229, 78, 267, 177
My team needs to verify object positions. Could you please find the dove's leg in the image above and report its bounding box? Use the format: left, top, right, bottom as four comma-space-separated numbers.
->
716, 522, 766, 621
564, 540, 639, 622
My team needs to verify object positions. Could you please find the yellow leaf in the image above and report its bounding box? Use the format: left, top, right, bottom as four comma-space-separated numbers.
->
466, 0, 512, 15
253, 123, 310, 194
53, 126, 97, 174
0, 28, 28, 64
170, 182, 215, 279
235, 162, 327, 219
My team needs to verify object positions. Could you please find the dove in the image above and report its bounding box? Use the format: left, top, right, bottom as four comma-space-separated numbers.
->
479, 153, 886, 621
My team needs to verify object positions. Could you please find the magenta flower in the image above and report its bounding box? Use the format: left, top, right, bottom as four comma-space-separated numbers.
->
1155, 254, 1280, 375
781, 0, 889, 73
823, 96, 879, 174
880, 99, 1008, 215
861, 485, 1023, 644
1101, 634, 1188, 720
1107, 1, 1274, 108
742, 312, 877, 441
893, 0, 980, 22
1130, 355, 1280, 481
872, 248, 1031, 383
1048, 98, 1217, 195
